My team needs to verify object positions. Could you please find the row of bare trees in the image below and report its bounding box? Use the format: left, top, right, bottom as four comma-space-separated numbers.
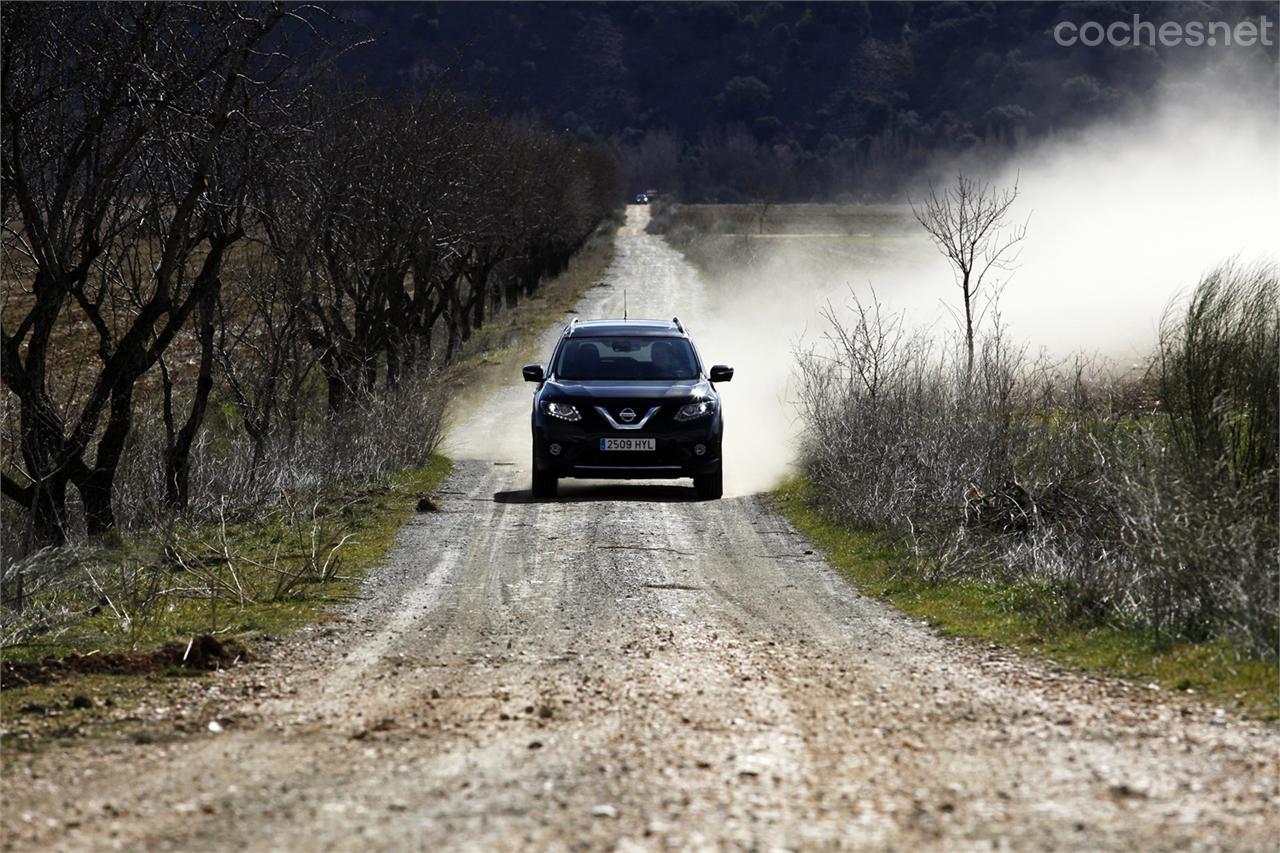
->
1, 3, 619, 548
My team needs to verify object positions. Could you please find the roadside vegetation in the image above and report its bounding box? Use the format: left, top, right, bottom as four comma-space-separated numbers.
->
775, 480, 1278, 718
657, 198, 1278, 707
794, 255, 1277, 663
0, 456, 451, 750
3, 457, 451, 666
1, 5, 619, 674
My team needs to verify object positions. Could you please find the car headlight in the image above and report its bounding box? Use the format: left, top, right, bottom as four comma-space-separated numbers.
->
674, 399, 717, 421
541, 400, 582, 422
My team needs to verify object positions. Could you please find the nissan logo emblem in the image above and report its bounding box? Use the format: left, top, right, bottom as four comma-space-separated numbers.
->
619, 408, 637, 423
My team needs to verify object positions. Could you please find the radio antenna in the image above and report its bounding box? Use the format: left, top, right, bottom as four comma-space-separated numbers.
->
623, 290, 628, 320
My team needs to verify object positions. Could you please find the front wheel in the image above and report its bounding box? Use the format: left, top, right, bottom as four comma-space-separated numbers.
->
531, 460, 558, 499
694, 465, 722, 500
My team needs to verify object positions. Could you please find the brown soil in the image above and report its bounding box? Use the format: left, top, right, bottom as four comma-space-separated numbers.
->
2, 636, 247, 687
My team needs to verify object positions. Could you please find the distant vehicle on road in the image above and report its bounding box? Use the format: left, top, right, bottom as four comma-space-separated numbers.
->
634, 193, 649, 204
523, 318, 733, 499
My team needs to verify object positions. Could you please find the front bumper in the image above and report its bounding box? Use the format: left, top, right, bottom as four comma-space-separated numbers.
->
533, 425, 721, 479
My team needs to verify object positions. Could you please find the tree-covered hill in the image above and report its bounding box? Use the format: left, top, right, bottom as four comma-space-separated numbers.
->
330, 1, 1277, 200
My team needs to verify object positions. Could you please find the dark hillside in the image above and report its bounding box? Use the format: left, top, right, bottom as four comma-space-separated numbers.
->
327, 1, 1278, 199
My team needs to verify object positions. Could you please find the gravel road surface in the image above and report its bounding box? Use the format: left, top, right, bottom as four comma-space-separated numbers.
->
3, 208, 1276, 852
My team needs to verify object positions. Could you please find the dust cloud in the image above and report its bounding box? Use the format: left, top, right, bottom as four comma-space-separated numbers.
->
992, 86, 1278, 361
687, 76, 1278, 496
690, 229, 931, 497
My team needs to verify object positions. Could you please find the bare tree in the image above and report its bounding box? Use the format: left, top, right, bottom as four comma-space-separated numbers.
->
3, 4, 620, 547
1, 4, 304, 539
911, 173, 1029, 374
213, 246, 316, 493
751, 198, 773, 235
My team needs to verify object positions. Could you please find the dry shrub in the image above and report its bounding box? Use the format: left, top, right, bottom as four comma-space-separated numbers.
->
796, 261, 1277, 657
1, 371, 443, 645
112, 370, 445, 530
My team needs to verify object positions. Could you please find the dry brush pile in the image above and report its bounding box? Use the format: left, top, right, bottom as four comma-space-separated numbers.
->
0, 3, 619, 635
795, 261, 1278, 657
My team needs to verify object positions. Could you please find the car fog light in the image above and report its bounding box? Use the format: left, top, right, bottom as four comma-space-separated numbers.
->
694, 443, 707, 456
549, 443, 562, 456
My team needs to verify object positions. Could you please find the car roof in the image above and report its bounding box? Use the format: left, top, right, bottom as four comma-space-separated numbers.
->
564, 318, 687, 338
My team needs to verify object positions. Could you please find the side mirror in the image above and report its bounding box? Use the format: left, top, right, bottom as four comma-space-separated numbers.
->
522, 364, 544, 383
709, 364, 734, 383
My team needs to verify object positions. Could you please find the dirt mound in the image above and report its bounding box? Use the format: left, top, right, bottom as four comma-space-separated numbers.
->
1, 635, 248, 687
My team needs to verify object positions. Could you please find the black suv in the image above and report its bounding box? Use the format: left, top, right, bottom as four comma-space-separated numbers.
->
523, 318, 733, 499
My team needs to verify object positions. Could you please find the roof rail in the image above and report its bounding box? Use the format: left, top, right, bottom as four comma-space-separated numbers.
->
672, 316, 685, 333
565, 317, 579, 335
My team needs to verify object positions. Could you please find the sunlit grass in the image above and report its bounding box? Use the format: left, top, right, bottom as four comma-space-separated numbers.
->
2, 457, 452, 665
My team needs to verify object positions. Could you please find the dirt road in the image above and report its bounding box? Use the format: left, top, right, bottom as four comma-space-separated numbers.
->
3, 208, 1276, 851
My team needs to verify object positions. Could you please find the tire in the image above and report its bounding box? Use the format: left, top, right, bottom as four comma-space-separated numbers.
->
531, 462, 558, 499
694, 464, 722, 500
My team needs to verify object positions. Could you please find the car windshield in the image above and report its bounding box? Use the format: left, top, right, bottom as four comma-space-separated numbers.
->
555, 336, 699, 381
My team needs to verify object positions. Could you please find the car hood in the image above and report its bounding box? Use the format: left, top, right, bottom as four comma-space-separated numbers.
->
545, 378, 709, 400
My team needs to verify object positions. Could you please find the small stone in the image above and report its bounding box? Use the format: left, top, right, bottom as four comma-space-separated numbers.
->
207, 721, 223, 734
528, 740, 543, 750
591, 804, 618, 818
1109, 783, 1146, 799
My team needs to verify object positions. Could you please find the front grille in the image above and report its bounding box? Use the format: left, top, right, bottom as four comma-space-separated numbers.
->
593, 403, 661, 430
578, 401, 690, 434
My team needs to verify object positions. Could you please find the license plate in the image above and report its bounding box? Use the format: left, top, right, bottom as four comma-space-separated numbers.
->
600, 437, 655, 451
